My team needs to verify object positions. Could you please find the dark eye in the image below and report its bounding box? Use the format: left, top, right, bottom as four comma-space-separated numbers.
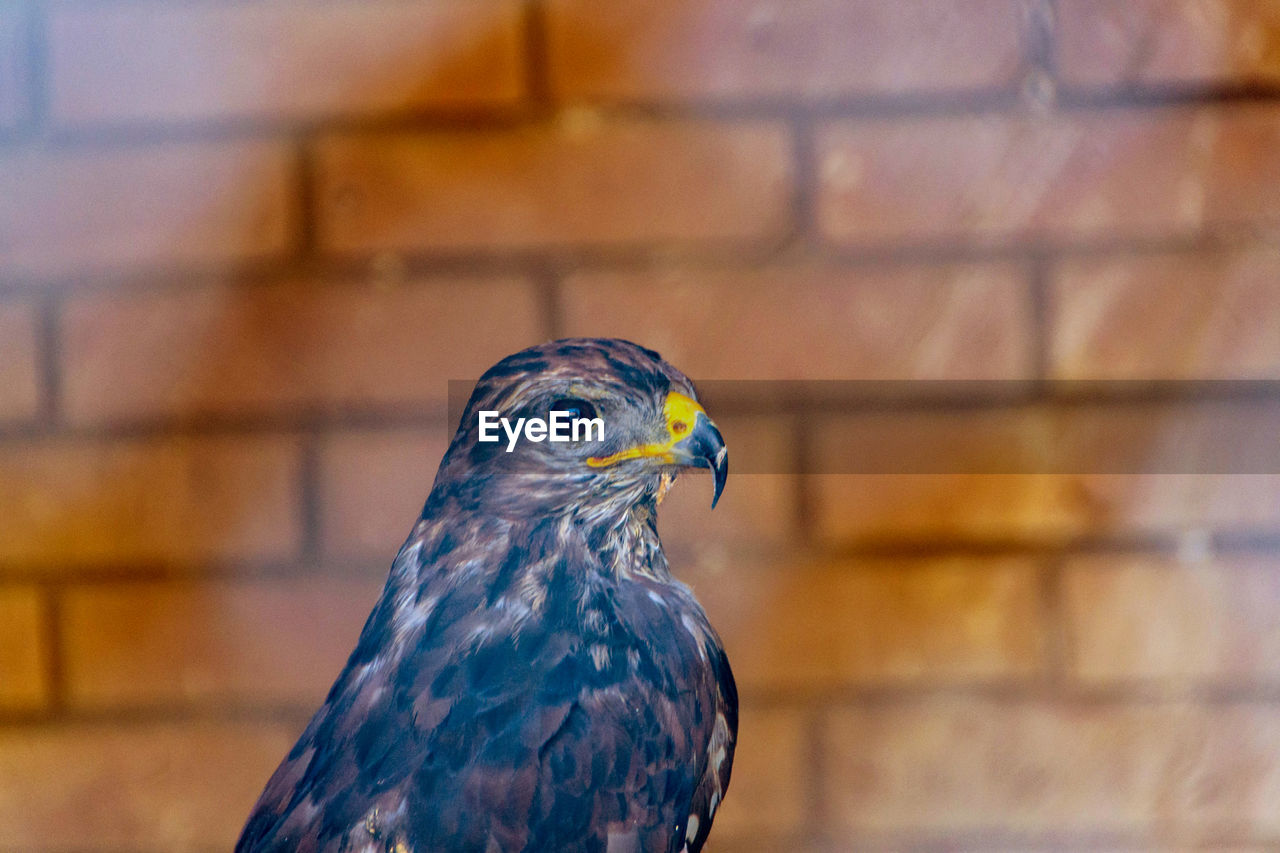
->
549, 397, 597, 421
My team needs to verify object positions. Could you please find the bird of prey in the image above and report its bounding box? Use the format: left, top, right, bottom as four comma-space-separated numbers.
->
237, 338, 736, 853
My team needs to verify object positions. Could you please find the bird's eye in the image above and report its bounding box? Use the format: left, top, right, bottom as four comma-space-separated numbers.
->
550, 397, 597, 421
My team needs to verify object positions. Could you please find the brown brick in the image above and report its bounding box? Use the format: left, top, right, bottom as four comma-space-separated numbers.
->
559, 262, 1032, 380
49, 0, 523, 126
63, 577, 380, 708
1064, 845, 1264, 850
316, 119, 792, 253
547, 0, 1024, 100
816, 107, 1280, 246
656, 416, 797, 565
1058, 0, 1280, 89
320, 429, 452, 561
825, 699, 1280, 834
0, 302, 39, 423
0, 436, 301, 568
0, 141, 295, 278
0, 587, 47, 710
62, 277, 542, 424
815, 473, 1040, 544
812, 399, 1280, 477
689, 558, 1043, 692
810, 412, 1065, 544
814, 472, 1280, 544
1064, 555, 1280, 684
712, 842, 825, 853
811, 403, 1280, 543
0, 6, 26, 129
1051, 248, 1280, 379
0, 721, 298, 849
1086, 474, 1280, 534
824, 846, 1263, 853
705, 706, 808, 837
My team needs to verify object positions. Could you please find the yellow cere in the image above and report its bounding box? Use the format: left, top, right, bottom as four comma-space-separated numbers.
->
587, 392, 706, 468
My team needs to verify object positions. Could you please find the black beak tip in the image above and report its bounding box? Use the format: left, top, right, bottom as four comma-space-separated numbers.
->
710, 446, 728, 509
675, 410, 728, 509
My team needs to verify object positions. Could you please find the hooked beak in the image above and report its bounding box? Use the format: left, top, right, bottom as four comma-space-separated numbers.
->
587, 391, 729, 508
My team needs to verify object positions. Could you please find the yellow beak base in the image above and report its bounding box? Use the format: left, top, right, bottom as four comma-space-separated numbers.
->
586, 392, 707, 468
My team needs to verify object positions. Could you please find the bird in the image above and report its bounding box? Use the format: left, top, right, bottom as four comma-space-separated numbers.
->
237, 338, 736, 853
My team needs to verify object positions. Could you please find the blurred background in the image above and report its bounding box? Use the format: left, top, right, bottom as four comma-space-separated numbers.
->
2, 0, 1280, 850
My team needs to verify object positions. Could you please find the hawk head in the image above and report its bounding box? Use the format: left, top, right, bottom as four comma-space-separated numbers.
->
433, 338, 728, 518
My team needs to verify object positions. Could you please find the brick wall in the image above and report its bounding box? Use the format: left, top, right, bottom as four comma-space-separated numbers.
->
2, 1, 1279, 850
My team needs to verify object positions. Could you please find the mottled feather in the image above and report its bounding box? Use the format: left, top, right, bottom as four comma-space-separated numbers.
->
237, 339, 736, 853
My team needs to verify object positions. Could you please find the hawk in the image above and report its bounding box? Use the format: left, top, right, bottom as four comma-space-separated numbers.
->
237, 338, 736, 853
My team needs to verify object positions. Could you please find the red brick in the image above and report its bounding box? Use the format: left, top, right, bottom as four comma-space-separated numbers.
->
1051, 248, 1280, 378
825, 699, 1280, 834
704, 706, 808, 837
49, 0, 523, 126
0, 303, 39, 423
316, 119, 792, 253
62, 277, 542, 424
559, 262, 1032, 380
0, 6, 26, 129
0, 721, 299, 849
0, 141, 295, 278
0, 436, 301, 568
1064, 555, 1280, 684
656, 416, 796, 566
688, 558, 1043, 692
0, 587, 47, 710
547, 0, 1024, 100
63, 577, 380, 708
816, 106, 1280, 246
1058, 0, 1280, 89
320, 429, 452, 561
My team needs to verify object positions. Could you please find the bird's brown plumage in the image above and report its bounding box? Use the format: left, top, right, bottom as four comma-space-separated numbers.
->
237, 338, 736, 853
